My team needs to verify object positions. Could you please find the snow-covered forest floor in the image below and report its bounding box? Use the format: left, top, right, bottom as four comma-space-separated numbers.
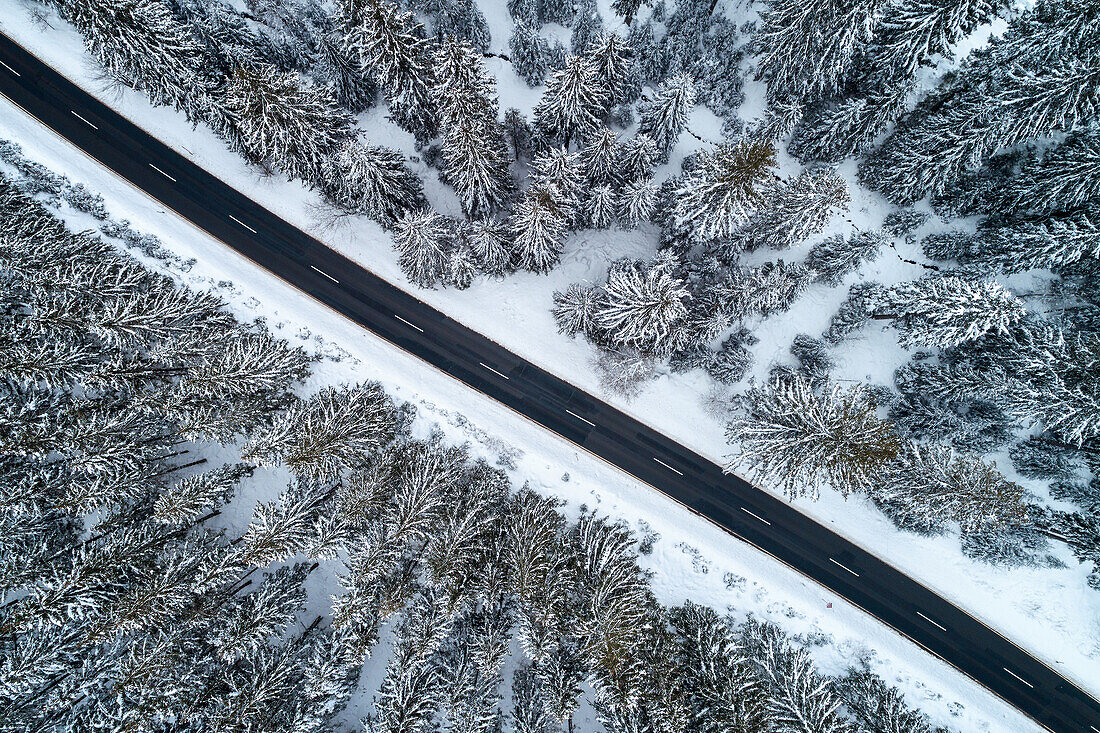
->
1, 0, 1096, 719
0, 74, 1042, 733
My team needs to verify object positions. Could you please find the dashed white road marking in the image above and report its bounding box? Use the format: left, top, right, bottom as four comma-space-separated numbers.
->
1002, 667, 1034, 689
70, 110, 97, 130
149, 163, 176, 182
228, 214, 257, 233
310, 265, 339, 283
0, 59, 20, 77
740, 507, 771, 525
479, 362, 509, 380
829, 558, 860, 577
564, 409, 595, 427
916, 611, 947, 632
394, 315, 424, 333
653, 457, 684, 476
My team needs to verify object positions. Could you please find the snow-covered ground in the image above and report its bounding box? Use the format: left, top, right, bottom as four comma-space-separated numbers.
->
1, 0, 1095, 722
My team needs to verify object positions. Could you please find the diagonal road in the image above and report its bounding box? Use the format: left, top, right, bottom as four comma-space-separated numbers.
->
1, 31, 1097, 733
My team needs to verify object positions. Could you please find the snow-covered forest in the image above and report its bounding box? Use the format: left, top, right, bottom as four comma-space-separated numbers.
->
0, 165, 954, 731
2, 0, 1100, 724
20, 0, 1097, 592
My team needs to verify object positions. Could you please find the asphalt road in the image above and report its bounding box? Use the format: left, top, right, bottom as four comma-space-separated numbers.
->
1, 31, 1096, 733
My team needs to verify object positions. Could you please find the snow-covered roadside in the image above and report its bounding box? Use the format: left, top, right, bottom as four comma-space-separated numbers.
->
2, 0, 1096, 707
3, 65, 1050, 733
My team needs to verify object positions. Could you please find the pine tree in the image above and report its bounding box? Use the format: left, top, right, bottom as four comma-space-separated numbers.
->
585, 185, 619, 229
727, 376, 901, 499
617, 135, 659, 183
805, 230, 884, 286
611, 0, 647, 25
242, 384, 398, 478
617, 178, 658, 227
996, 128, 1100, 217
510, 21, 551, 87
533, 55, 609, 149
393, 210, 454, 288
638, 73, 696, 157
154, 463, 253, 525
581, 127, 620, 186
434, 41, 512, 218
673, 141, 777, 243
512, 184, 569, 273
219, 63, 352, 183
571, 0, 604, 54
595, 258, 691, 355
788, 81, 910, 163
553, 283, 602, 337
62, 0, 207, 113
980, 212, 1100, 272
873, 275, 1026, 348
753, 0, 884, 106
346, 0, 438, 143
316, 31, 377, 112
464, 219, 513, 276
325, 137, 426, 226
588, 32, 638, 105
739, 168, 849, 251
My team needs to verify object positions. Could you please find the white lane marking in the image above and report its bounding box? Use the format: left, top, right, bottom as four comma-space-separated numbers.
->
1002, 667, 1034, 689
0, 60, 20, 77
1089, 726, 1099, 733
740, 507, 771, 526
70, 110, 97, 130
479, 362, 509, 380
394, 315, 424, 333
916, 611, 947, 632
149, 163, 176, 182
653, 458, 684, 476
829, 558, 860, 577
564, 409, 595, 427
228, 214, 257, 233
309, 265, 339, 283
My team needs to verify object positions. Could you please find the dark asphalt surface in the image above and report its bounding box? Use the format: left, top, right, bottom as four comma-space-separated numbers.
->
1, 31, 1096, 733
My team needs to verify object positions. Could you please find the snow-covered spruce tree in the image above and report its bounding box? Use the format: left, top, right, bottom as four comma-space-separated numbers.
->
344, 0, 438, 144
464, 218, 513, 276
805, 230, 884, 287
617, 178, 659, 227
324, 136, 426, 226
727, 376, 902, 500
533, 55, 609, 149
871, 443, 1030, 535
315, 30, 377, 112
594, 258, 691, 356
218, 62, 352, 184
994, 127, 1100, 217
741, 620, 851, 733
969, 212, 1100, 273
512, 183, 569, 273
428, 0, 492, 52
736, 167, 849, 252
571, 0, 604, 54
672, 140, 777, 244
60, 0, 207, 114
392, 209, 455, 287
581, 127, 621, 186
753, 0, 884, 107
668, 602, 768, 732
611, 0, 648, 25
617, 134, 659, 183
638, 72, 696, 158
588, 32, 639, 106
435, 40, 512, 218
242, 383, 399, 479
553, 282, 603, 337
787, 81, 911, 163
585, 185, 619, 229
836, 668, 935, 733
861, 0, 1100, 204
510, 20, 552, 87
872, 275, 1026, 349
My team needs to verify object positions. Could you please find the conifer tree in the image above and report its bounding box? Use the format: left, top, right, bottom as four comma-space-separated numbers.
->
873, 275, 1026, 348
588, 32, 638, 105
512, 184, 569, 273
393, 210, 454, 287
739, 167, 849, 251
595, 258, 691, 355
673, 141, 777, 243
553, 283, 602, 337
638, 72, 696, 157
533, 55, 609, 149
465, 219, 514, 276
325, 137, 427, 226
510, 20, 551, 87
727, 376, 901, 499
435, 40, 512, 218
